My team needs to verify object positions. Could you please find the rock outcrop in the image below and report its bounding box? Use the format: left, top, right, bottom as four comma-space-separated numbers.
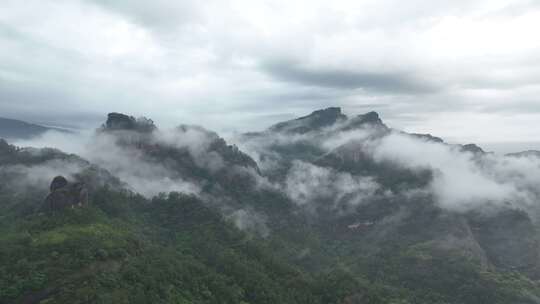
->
408, 133, 445, 143
460, 143, 486, 154
44, 176, 88, 212
269, 107, 347, 134
340, 111, 388, 131
101, 112, 156, 133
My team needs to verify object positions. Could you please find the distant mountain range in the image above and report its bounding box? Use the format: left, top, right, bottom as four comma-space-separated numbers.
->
0, 117, 71, 140
506, 150, 540, 158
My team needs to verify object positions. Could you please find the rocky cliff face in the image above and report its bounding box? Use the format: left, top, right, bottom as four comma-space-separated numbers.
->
43, 176, 88, 212
269, 107, 347, 134
101, 112, 156, 133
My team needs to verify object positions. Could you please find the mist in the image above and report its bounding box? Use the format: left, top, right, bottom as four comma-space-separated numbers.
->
233, 119, 540, 217
7, 114, 540, 221
364, 132, 539, 212
285, 160, 379, 213
6, 128, 205, 198
11, 130, 90, 155
1, 158, 88, 194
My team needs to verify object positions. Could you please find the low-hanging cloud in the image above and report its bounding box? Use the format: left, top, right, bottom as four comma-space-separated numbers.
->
1, 158, 88, 193
84, 132, 201, 197
8, 109, 540, 222
285, 160, 380, 213
154, 126, 226, 173
8, 128, 203, 198
237, 116, 540, 216
366, 132, 540, 212
11, 130, 91, 156
227, 208, 270, 237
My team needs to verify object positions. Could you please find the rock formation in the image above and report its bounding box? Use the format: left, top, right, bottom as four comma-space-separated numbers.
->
269, 107, 347, 134
101, 112, 156, 133
44, 176, 88, 212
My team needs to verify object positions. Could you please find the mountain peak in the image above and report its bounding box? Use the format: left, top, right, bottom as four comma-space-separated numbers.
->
408, 133, 445, 143
102, 112, 156, 133
506, 150, 540, 158
460, 143, 486, 154
354, 111, 382, 124
0, 117, 68, 140
308, 106, 343, 118
269, 107, 347, 134
340, 111, 387, 131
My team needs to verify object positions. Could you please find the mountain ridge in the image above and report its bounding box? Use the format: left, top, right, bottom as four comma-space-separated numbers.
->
0, 117, 72, 140
2, 108, 540, 303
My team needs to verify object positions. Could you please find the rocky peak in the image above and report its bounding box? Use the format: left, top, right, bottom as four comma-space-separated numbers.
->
0, 138, 12, 152
50, 175, 68, 192
358, 111, 381, 123
341, 111, 388, 131
306, 107, 346, 122
102, 113, 156, 133
460, 143, 485, 154
269, 107, 347, 134
44, 176, 88, 213
408, 133, 445, 144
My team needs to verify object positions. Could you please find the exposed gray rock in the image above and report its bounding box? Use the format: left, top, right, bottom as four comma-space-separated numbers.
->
101, 112, 156, 133
49, 176, 68, 192
44, 176, 89, 212
269, 107, 347, 134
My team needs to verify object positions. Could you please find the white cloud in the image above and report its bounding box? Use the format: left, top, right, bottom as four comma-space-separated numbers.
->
227, 208, 270, 237
11, 130, 91, 155
9, 128, 202, 198
369, 132, 540, 212
285, 160, 379, 212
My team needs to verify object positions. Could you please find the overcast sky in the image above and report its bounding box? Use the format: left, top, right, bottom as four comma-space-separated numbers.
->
1, 0, 539, 150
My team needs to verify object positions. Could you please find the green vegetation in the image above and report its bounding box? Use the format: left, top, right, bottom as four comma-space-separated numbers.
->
2, 187, 540, 304
0, 190, 316, 303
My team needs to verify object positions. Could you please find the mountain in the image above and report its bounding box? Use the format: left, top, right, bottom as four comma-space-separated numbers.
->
506, 150, 540, 158
96, 112, 261, 200
239, 109, 540, 277
0, 117, 71, 140
266, 107, 387, 135
268, 107, 347, 134
1, 109, 540, 303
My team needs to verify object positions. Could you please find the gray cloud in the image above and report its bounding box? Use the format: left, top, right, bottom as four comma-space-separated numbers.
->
87, 0, 204, 30
261, 59, 440, 94
0, 0, 539, 146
